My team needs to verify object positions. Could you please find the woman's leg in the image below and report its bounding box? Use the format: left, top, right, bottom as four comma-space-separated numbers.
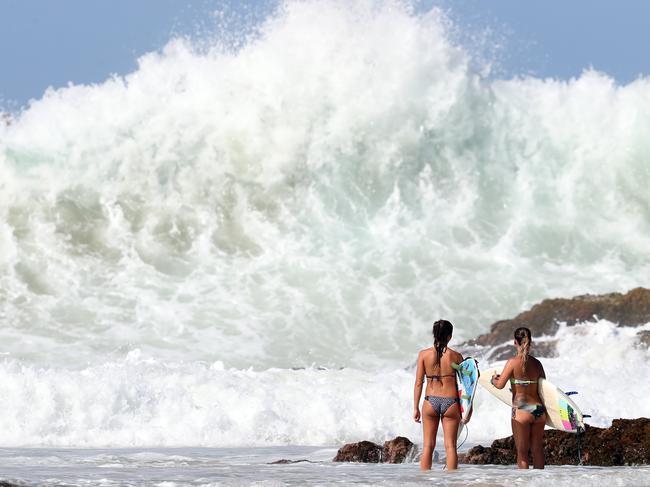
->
511, 408, 532, 469
441, 402, 461, 470
420, 401, 440, 470
530, 414, 546, 469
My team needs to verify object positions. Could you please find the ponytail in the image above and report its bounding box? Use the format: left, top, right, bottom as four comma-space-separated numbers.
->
432, 320, 454, 367
514, 327, 532, 373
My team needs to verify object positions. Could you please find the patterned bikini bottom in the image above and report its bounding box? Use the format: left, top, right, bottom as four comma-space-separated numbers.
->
425, 395, 460, 416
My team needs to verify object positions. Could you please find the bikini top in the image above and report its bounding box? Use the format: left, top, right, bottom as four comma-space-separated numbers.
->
426, 373, 455, 381
510, 378, 538, 386
426, 362, 459, 381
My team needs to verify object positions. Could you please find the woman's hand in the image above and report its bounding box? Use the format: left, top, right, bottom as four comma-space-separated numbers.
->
461, 407, 473, 424
413, 408, 421, 423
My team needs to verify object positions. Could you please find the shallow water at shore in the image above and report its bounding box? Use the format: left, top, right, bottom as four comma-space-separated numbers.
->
1, 447, 649, 487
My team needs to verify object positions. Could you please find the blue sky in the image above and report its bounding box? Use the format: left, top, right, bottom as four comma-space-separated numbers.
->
1, 0, 649, 108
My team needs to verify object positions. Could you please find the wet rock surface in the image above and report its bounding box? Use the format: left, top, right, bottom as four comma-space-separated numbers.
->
382, 436, 416, 463
464, 287, 650, 359
268, 459, 313, 464
333, 440, 384, 463
333, 436, 415, 463
464, 418, 650, 466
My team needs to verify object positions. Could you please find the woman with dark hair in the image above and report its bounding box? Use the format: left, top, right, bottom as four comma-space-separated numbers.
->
490, 327, 546, 469
413, 319, 467, 470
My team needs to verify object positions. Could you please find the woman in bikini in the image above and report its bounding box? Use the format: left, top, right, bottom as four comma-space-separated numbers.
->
413, 320, 469, 470
490, 327, 546, 469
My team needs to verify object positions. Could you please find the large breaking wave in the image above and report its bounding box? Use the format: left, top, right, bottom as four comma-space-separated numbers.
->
0, 0, 649, 446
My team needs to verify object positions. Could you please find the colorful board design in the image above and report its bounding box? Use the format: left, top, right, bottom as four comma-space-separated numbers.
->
453, 358, 480, 439
478, 366, 585, 433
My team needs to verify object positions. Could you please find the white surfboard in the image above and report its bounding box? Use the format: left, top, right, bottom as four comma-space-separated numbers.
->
453, 358, 480, 439
478, 366, 585, 433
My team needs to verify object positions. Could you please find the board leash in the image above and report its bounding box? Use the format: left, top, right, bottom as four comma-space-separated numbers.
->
457, 424, 469, 449
576, 425, 585, 466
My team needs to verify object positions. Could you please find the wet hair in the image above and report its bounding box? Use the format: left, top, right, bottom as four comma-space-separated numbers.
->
432, 320, 454, 366
514, 327, 532, 372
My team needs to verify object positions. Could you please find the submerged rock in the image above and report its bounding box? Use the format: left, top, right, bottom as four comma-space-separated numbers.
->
382, 436, 416, 463
464, 287, 650, 359
268, 459, 313, 464
333, 440, 383, 463
464, 418, 650, 466
333, 436, 416, 463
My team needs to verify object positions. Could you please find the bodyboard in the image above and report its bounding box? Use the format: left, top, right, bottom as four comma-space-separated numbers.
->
454, 358, 480, 439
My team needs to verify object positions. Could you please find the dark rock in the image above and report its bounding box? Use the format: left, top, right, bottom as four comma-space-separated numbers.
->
268, 459, 312, 464
637, 330, 650, 348
382, 436, 416, 463
464, 418, 650, 466
465, 288, 650, 358
333, 440, 383, 463
333, 436, 416, 463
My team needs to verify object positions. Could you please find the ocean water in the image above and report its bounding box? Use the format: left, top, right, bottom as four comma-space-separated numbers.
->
1, 0, 650, 484
2, 446, 650, 487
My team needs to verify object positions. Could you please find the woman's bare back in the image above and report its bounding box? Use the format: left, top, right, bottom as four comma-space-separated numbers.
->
419, 347, 462, 398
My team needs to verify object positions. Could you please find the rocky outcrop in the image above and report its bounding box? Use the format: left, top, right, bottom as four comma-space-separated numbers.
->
464, 288, 650, 359
383, 436, 416, 463
333, 440, 383, 463
464, 418, 650, 466
268, 459, 313, 464
333, 436, 415, 463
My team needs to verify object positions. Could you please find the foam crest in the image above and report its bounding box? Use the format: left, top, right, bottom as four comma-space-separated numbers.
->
0, 319, 646, 447
0, 0, 648, 370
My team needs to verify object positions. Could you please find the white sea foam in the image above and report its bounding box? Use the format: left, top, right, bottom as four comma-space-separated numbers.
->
0, 0, 649, 450
0, 319, 646, 447
0, 1, 648, 370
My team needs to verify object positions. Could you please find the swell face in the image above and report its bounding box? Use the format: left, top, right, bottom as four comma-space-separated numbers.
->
1, 0, 650, 371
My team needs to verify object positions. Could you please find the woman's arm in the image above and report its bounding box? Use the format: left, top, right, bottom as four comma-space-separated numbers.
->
538, 359, 546, 380
491, 359, 513, 390
413, 351, 424, 423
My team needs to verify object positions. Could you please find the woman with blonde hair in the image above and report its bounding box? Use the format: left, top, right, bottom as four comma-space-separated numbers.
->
491, 327, 546, 469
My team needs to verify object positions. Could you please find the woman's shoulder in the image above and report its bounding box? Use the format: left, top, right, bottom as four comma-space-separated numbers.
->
418, 347, 433, 356
446, 347, 463, 361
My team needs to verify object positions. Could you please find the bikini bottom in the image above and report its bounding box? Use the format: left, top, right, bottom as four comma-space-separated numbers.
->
425, 395, 460, 416
512, 401, 546, 420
